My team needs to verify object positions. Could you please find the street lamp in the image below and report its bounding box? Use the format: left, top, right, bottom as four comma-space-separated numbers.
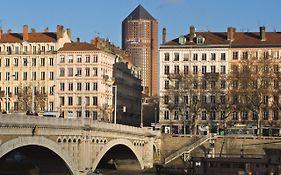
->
112, 85, 117, 124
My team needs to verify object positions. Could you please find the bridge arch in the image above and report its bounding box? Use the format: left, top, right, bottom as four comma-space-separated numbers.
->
0, 136, 78, 175
92, 138, 144, 170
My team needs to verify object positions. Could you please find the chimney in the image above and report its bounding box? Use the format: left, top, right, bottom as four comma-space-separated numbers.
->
189, 25, 195, 42
44, 27, 49, 33
162, 28, 166, 44
77, 37, 80, 43
66, 28, 72, 39
260, 26, 266, 41
0, 28, 3, 40
31, 28, 36, 33
23, 25, 28, 41
56, 25, 64, 39
227, 27, 236, 41
7, 29, 12, 34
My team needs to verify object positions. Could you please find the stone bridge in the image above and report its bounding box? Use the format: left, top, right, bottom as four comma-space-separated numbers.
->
0, 114, 161, 175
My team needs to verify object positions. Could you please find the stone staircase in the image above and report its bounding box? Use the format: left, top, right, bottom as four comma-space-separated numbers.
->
164, 134, 213, 164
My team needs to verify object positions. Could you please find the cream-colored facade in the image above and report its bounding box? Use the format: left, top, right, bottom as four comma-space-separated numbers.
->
57, 42, 115, 120
0, 25, 71, 113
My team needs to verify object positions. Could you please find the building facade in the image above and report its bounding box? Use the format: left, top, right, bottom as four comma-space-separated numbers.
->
57, 42, 115, 120
159, 26, 281, 136
122, 4, 158, 96
0, 25, 71, 113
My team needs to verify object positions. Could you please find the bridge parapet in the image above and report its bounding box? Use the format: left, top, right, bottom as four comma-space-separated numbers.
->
0, 114, 158, 137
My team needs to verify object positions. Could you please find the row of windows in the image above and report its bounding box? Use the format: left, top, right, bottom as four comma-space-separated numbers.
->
232, 51, 280, 60
59, 96, 98, 106
59, 82, 98, 91
163, 110, 279, 121
164, 65, 226, 75
0, 45, 55, 55
164, 79, 227, 90
62, 110, 98, 119
59, 67, 98, 77
0, 57, 54, 67
1, 71, 54, 81
59, 55, 98, 63
2, 85, 55, 95
163, 52, 226, 62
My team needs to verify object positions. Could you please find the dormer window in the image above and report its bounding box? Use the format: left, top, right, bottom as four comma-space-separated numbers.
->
196, 36, 205, 44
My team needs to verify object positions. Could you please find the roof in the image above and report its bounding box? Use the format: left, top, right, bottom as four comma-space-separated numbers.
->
0, 32, 57, 43
58, 42, 100, 51
162, 32, 281, 47
124, 4, 155, 21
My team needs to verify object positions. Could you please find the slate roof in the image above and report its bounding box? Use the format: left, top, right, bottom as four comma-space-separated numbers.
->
0, 32, 57, 43
124, 4, 155, 21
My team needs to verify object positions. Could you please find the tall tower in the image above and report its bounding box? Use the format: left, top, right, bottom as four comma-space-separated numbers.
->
122, 4, 158, 96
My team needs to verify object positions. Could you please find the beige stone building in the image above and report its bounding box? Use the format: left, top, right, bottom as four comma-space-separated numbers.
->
0, 25, 71, 113
57, 42, 116, 120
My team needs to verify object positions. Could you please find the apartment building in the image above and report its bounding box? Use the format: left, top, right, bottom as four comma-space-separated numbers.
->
159, 26, 281, 136
122, 5, 158, 96
0, 25, 71, 113
57, 42, 116, 120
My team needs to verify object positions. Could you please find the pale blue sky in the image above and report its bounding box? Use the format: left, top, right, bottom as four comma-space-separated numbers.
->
0, 0, 280, 46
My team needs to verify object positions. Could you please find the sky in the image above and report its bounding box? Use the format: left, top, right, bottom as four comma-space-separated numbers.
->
0, 0, 281, 47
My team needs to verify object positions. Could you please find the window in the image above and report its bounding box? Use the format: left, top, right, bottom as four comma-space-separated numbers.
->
263, 96, 269, 105
77, 83, 82, 91
220, 111, 225, 120
263, 111, 269, 120
15, 46, 19, 54
202, 81, 207, 89
59, 96, 65, 106
59, 68, 65, 77
93, 67, 98, 76
76, 68, 82, 76
32, 72, 36, 80
49, 72, 54, 80
93, 82, 98, 91
164, 53, 170, 61
49, 86, 55, 95
174, 53, 179, 61
77, 55, 82, 63
273, 110, 279, 120
220, 95, 226, 104
85, 68, 90, 76
60, 83, 65, 91
211, 53, 216, 61
211, 65, 216, 73
233, 52, 238, 60
184, 95, 188, 104
174, 65, 179, 74
193, 53, 198, 61
49, 57, 54, 66
202, 53, 207, 61
5, 72, 10, 80
14, 72, 18, 81
77, 96, 82, 105
68, 68, 73, 77
242, 52, 248, 59
202, 95, 207, 104
253, 111, 258, 120
202, 111, 207, 120
242, 111, 248, 120
40, 58, 45, 66
221, 53, 226, 61
210, 95, 216, 104
193, 81, 198, 89
192, 95, 198, 104
274, 65, 279, 73
93, 55, 98, 63
23, 72, 27, 80
164, 80, 169, 89
232, 111, 238, 120
85, 96, 90, 106
85, 82, 90, 91
31, 58, 36, 66
174, 95, 179, 105
5, 58, 10, 67
68, 83, 73, 91
174, 110, 179, 120
93, 96, 98, 106
210, 111, 216, 120
183, 53, 189, 61
164, 65, 170, 75
14, 58, 18, 66
68, 55, 73, 63
23, 58, 27, 66
175, 80, 180, 89
32, 46, 37, 54
221, 65, 226, 74
68, 96, 73, 106
164, 111, 169, 120
202, 66, 207, 74
184, 65, 189, 74
60, 55, 65, 63
232, 95, 238, 104
93, 111, 98, 120
40, 72, 45, 80
164, 95, 169, 104
85, 55, 90, 63
193, 66, 198, 74
221, 80, 226, 89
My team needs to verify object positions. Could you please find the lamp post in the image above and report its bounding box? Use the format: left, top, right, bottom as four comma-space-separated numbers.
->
112, 85, 117, 124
